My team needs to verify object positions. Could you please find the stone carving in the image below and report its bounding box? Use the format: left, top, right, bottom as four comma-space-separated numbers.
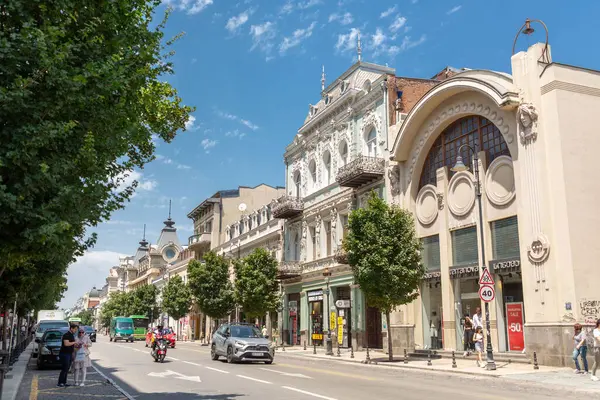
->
361, 109, 382, 144
315, 215, 322, 258
301, 220, 307, 261
388, 164, 400, 196
517, 102, 539, 145
330, 208, 338, 247
437, 193, 444, 210
527, 234, 550, 263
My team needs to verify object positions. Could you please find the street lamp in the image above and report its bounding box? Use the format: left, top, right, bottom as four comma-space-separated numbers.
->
323, 267, 333, 356
451, 144, 497, 371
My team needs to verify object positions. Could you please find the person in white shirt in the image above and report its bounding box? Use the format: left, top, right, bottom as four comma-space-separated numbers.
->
472, 308, 483, 329
592, 319, 600, 382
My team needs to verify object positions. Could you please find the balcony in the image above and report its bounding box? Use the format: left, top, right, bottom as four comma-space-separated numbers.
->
336, 156, 385, 188
334, 249, 348, 265
277, 261, 302, 279
188, 232, 211, 251
272, 196, 304, 219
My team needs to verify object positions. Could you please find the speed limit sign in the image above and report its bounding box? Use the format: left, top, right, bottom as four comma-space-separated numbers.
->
478, 285, 495, 303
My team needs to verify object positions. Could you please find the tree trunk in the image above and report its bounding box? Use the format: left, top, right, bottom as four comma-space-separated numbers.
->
266, 311, 272, 340
386, 310, 393, 362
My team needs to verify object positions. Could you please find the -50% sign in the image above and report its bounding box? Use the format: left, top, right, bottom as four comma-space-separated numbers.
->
478, 285, 495, 303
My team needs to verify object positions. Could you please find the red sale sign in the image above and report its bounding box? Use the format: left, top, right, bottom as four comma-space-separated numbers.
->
506, 302, 525, 351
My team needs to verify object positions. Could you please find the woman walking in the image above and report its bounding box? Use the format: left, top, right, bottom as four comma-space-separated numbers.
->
73, 327, 92, 386
572, 323, 588, 374
592, 319, 600, 382
473, 326, 485, 368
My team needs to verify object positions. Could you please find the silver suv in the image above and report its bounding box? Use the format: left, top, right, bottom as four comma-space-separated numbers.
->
210, 323, 274, 364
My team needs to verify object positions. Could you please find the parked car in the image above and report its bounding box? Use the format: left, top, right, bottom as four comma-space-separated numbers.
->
145, 328, 176, 348
82, 325, 97, 342
210, 323, 274, 364
33, 320, 69, 358
35, 328, 69, 369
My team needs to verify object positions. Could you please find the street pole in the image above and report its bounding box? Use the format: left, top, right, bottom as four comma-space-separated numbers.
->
323, 268, 333, 356
454, 145, 496, 371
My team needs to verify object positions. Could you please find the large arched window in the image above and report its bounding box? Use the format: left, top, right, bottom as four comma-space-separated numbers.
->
309, 160, 317, 190
293, 232, 300, 261
339, 140, 348, 166
418, 115, 510, 189
366, 128, 377, 157
322, 151, 332, 186
293, 171, 302, 198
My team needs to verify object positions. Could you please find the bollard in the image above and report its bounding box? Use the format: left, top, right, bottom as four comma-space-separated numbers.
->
365, 345, 371, 364
282, 341, 285, 352
452, 351, 457, 368
403, 349, 408, 364
533, 352, 539, 370
350, 346, 354, 359
427, 350, 432, 366
313, 341, 317, 355
336, 340, 341, 357
304, 340, 307, 351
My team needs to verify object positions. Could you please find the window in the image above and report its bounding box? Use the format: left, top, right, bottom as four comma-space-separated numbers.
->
293, 233, 300, 261
310, 227, 317, 260
451, 226, 478, 266
248, 217, 253, 231
239, 223, 244, 235
419, 116, 510, 190
421, 235, 441, 271
491, 216, 520, 260
205, 221, 212, 233
325, 221, 332, 256
257, 213, 262, 226
341, 215, 349, 240
294, 171, 302, 198
309, 160, 317, 190
366, 128, 377, 157
339, 141, 348, 166
323, 151, 332, 186
267, 206, 272, 220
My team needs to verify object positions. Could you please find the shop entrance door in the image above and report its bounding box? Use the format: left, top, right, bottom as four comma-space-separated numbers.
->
366, 306, 382, 349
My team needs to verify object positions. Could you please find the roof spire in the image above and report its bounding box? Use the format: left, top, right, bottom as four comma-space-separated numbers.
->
321, 65, 326, 91
168, 199, 172, 219
357, 30, 362, 62
163, 199, 175, 229
139, 224, 149, 248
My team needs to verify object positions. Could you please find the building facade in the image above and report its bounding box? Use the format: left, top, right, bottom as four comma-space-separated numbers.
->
388, 42, 600, 366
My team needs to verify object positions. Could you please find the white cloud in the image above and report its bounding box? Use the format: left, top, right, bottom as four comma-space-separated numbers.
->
380, 5, 397, 18
279, 21, 316, 54
250, 21, 277, 55
59, 250, 124, 309
217, 110, 238, 120
280, 0, 321, 15
163, 158, 173, 164
216, 109, 259, 131
177, 164, 192, 170
298, 0, 321, 9
335, 27, 360, 53
400, 34, 427, 50
240, 119, 259, 130
372, 28, 386, 48
225, 129, 247, 139
280, 1, 295, 14
114, 170, 157, 196
329, 12, 353, 25
188, 0, 213, 15
226, 9, 253, 33
185, 115, 196, 130
447, 5, 462, 14
201, 138, 218, 152
390, 15, 407, 32
105, 220, 133, 225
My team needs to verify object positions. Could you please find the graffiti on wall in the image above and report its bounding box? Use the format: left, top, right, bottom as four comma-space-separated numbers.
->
580, 299, 600, 324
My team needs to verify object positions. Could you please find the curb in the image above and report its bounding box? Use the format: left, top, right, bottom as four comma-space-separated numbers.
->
2, 343, 35, 400
92, 364, 135, 400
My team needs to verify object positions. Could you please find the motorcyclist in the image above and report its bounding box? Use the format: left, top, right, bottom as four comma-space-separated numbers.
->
151, 325, 165, 351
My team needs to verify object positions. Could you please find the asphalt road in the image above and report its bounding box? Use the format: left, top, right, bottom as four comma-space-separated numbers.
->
18, 335, 594, 400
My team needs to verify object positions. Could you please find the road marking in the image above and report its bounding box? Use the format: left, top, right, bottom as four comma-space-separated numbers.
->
167, 356, 180, 361
276, 363, 382, 381
260, 368, 313, 379
29, 374, 38, 400
183, 361, 203, 367
205, 366, 229, 374
148, 370, 201, 382
282, 386, 338, 400
92, 364, 136, 400
236, 375, 272, 384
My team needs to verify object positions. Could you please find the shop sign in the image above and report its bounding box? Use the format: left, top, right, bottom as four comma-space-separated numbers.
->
311, 333, 323, 340
449, 265, 479, 279
335, 300, 351, 308
489, 257, 521, 273
506, 302, 525, 351
307, 290, 323, 302
424, 270, 441, 280
337, 317, 343, 344
330, 312, 336, 331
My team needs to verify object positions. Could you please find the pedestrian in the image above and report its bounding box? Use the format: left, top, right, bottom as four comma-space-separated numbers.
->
472, 307, 483, 329
57, 324, 78, 388
591, 319, 600, 382
572, 323, 589, 374
473, 326, 485, 368
463, 314, 474, 357
73, 327, 92, 386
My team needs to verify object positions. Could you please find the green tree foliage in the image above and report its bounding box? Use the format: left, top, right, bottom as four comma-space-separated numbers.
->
73, 310, 94, 326
129, 284, 159, 319
0, 0, 193, 308
343, 191, 425, 361
234, 248, 280, 320
162, 275, 192, 322
99, 292, 131, 329
188, 252, 234, 320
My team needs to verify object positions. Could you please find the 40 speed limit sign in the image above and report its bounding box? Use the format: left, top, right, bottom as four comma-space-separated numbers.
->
478, 285, 495, 303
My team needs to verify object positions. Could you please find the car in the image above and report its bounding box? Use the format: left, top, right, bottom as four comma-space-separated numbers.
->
32, 320, 69, 358
210, 323, 274, 364
35, 328, 69, 369
145, 328, 176, 348
82, 325, 97, 342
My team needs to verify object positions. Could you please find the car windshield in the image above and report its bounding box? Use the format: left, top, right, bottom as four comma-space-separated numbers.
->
38, 322, 68, 332
230, 325, 262, 338
117, 322, 133, 330
44, 331, 64, 344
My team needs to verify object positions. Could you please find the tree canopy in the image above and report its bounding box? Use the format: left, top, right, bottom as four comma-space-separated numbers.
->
234, 248, 280, 320
73, 309, 94, 326
188, 252, 234, 320
343, 191, 424, 360
162, 275, 192, 321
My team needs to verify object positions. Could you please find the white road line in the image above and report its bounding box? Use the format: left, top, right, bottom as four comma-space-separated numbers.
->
205, 366, 229, 374
92, 364, 136, 400
167, 356, 180, 361
282, 386, 338, 400
236, 375, 272, 385
183, 361, 203, 367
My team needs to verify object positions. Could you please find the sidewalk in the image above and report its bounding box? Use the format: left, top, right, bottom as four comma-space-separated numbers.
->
1, 342, 35, 400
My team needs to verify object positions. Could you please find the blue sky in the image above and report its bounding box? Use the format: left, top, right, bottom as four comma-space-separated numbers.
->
60, 0, 600, 308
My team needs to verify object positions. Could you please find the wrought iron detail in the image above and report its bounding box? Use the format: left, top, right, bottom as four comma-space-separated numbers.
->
188, 232, 211, 247
277, 261, 302, 279
334, 249, 348, 265
336, 156, 385, 188
272, 196, 304, 219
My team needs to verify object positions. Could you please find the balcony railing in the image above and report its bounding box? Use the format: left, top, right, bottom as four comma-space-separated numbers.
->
188, 232, 211, 248
272, 195, 304, 219
334, 248, 348, 265
336, 156, 385, 188
277, 261, 302, 279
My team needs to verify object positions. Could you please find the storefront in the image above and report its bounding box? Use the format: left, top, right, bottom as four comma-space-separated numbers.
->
307, 289, 324, 346
287, 293, 301, 346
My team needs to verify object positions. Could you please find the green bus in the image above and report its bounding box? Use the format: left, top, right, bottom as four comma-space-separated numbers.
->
129, 315, 149, 340
68, 317, 82, 325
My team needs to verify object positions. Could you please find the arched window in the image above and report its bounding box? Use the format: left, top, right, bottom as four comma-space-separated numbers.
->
309, 160, 317, 190
293, 171, 302, 198
339, 140, 348, 166
323, 151, 332, 186
418, 115, 510, 190
366, 128, 377, 157
293, 233, 300, 261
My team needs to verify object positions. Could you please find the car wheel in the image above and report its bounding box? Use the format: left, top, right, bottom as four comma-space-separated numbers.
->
109, 337, 113, 342
264, 360, 273, 365
210, 344, 219, 361
36, 359, 43, 370
226, 346, 234, 364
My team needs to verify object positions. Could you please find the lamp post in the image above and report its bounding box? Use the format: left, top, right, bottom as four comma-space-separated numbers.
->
323, 267, 334, 356
451, 144, 497, 371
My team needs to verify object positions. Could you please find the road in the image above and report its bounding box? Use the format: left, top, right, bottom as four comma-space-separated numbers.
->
18, 335, 592, 400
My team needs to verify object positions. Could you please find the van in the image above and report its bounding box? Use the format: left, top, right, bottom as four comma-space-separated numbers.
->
110, 317, 134, 342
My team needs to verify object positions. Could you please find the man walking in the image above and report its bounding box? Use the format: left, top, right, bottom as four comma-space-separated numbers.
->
57, 324, 78, 387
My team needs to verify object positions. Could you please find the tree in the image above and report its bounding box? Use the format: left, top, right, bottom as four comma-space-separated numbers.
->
234, 248, 280, 329
343, 191, 425, 361
162, 275, 192, 338
0, 0, 194, 280
99, 291, 132, 329
129, 285, 159, 321
188, 252, 234, 328
74, 310, 94, 326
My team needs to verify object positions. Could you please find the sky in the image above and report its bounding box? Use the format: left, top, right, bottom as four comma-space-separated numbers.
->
59, 0, 600, 308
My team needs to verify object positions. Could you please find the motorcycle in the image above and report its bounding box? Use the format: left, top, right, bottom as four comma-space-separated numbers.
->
150, 334, 167, 363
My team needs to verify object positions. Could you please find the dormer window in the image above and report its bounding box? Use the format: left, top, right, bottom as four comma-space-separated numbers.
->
340, 80, 349, 93
324, 94, 332, 105
309, 104, 318, 117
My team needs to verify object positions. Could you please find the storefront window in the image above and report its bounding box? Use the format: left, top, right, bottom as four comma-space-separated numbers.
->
491, 216, 520, 260
451, 226, 478, 265
421, 235, 440, 271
